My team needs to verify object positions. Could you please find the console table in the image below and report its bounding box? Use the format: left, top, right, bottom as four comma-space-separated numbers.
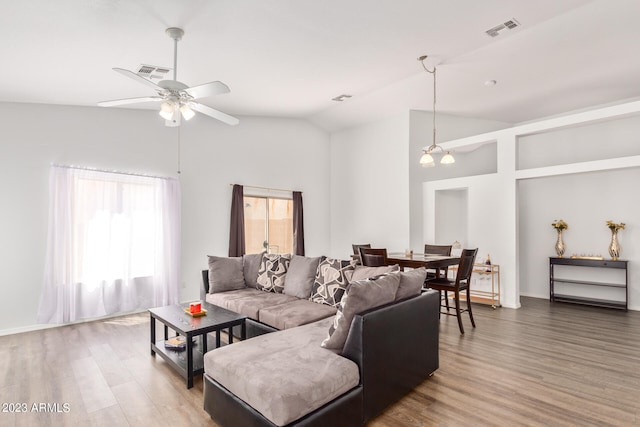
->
549, 257, 628, 311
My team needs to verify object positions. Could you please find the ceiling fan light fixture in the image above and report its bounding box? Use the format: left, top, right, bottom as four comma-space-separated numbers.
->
159, 101, 175, 120
180, 103, 195, 120
99, 27, 239, 127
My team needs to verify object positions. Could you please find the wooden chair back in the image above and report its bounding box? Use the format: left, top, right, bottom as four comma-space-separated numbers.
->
424, 244, 452, 256
359, 247, 388, 267
455, 248, 478, 287
352, 244, 371, 264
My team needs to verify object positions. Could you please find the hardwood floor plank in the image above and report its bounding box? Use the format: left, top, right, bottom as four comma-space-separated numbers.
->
71, 357, 117, 414
1, 297, 639, 426
87, 404, 130, 427
111, 380, 165, 426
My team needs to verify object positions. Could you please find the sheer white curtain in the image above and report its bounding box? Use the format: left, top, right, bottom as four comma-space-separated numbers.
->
37, 165, 181, 324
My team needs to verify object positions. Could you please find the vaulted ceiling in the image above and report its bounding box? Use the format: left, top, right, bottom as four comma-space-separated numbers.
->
3, 0, 640, 131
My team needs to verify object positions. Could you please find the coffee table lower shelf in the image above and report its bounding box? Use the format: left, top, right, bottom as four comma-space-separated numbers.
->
152, 340, 206, 380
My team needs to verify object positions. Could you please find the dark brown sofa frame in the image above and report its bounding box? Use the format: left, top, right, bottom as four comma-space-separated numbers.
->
202, 289, 440, 426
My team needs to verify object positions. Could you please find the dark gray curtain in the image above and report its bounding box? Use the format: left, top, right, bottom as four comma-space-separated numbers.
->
292, 191, 305, 256
229, 184, 245, 257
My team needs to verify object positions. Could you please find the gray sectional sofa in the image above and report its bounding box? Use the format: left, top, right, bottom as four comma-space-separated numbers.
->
200, 253, 440, 426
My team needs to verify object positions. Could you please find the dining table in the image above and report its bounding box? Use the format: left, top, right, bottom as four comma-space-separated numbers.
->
386, 253, 460, 278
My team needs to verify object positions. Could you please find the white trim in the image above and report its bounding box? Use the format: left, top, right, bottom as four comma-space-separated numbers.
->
0, 309, 147, 337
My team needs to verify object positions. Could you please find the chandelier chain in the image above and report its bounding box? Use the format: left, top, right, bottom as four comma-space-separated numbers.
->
419, 56, 438, 153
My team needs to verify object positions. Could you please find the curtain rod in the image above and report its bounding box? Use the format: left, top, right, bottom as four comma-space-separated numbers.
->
230, 183, 300, 193
52, 164, 178, 181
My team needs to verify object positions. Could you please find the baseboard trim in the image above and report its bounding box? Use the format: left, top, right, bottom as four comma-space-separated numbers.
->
0, 309, 148, 337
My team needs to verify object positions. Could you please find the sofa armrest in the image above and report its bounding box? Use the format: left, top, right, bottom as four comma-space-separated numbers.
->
341, 290, 439, 423
201, 269, 209, 300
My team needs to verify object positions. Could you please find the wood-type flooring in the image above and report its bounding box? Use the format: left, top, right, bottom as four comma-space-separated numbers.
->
1, 297, 639, 426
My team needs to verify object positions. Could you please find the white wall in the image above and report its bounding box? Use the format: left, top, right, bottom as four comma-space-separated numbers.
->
409, 110, 509, 251
423, 100, 640, 310
424, 173, 514, 306
329, 113, 410, 258
516, 115, 640, 307
328, 110, 509, 260
434, 189, 468, 246
179, 115, 330, 302
0, 102, 330, 334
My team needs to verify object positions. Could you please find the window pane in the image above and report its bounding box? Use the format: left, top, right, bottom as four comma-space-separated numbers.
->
244, 197, 267, 254
268, 198, 293, 254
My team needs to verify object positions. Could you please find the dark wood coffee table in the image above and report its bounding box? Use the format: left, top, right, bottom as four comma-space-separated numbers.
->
149, 301, 246, 388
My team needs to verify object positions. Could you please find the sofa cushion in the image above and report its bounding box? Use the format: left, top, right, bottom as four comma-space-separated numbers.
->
350, 264, 400, 282
258, 299, 337, 330
321, 272, 400, 351
205, 288, 264, 310
225, 292, 298, 320
257, 253, 291, 293
395, 267, 427, 302
204, 317, 359, 426
310, 257, 356, 307
208, 256, 245, 293
283, 255, 321, 299
243, 253, 264, 288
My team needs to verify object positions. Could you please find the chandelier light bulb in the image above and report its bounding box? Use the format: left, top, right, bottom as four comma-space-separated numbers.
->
420, 151, 435, 167
441, 152, 455, 165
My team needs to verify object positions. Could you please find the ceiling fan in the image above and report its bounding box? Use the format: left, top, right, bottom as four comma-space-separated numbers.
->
98, 27, 239, 127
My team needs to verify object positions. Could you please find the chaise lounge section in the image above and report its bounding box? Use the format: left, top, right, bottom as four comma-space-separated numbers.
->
203, 289, 440, 426
200, 253, 440, 426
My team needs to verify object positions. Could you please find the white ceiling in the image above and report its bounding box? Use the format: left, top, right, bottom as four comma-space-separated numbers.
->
2, 0, 640, 132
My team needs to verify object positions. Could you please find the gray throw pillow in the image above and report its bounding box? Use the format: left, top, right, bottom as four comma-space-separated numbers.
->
321, 272, 400, 351
256, 253, 292, 293
395, 267, 427, 302
310, 257, 356, 307
283, 255, 321, 299
350, 264, 400, 282
207, 256, 246, 293
243, 253, 264, 288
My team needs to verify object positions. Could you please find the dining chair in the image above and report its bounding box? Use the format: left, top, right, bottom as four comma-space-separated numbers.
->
352, 243, 371, 265
359, 247, 388, 267
425, 248, 478, 334
424, 244, 453, 279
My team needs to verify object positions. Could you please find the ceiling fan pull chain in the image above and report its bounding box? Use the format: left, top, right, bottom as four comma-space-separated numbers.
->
177, 126, 181, 175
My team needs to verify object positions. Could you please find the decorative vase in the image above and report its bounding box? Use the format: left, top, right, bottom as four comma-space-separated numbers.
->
555, 230, 565, 258
608, 230, 620, 261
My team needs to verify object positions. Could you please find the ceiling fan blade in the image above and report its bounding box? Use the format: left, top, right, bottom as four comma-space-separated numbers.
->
98, 96, 163, 107
184, 81, 230, 99
191, 102, 239, 126
113, 68, 163, 92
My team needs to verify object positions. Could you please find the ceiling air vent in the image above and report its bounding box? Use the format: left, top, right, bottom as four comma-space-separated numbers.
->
485, 18, 520, 37
332, 94, 352, 102
136, 64, 172, 80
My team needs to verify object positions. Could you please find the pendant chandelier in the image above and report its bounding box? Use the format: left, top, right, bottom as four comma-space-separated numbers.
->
418, 55, 455, 167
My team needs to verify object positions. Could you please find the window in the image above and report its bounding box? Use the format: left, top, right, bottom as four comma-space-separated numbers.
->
73, 176, 156, 287
244, 196, 293, 254
37, 165, 181, 324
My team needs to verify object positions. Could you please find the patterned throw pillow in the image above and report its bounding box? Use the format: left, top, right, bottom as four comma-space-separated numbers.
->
309, 257, 356, 307
256, 253, 292, 293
